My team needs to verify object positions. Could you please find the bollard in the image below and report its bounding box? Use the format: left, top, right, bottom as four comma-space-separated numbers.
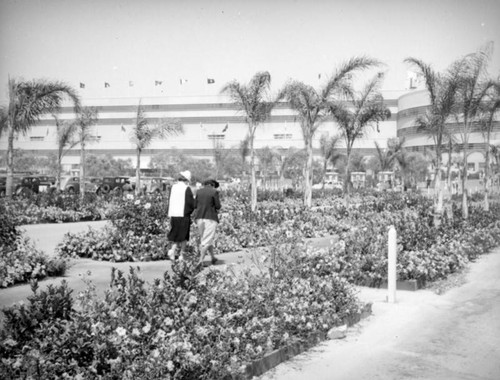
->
387, 225, 397, 303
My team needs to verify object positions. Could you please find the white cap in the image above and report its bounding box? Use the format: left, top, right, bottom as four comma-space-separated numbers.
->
180, 170, 191, 182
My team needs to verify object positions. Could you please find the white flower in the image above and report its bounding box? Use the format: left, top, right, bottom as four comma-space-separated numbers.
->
126, 193, 134, 200
157, 329, 166, 339
134, 199, 140, 205
152, 349, 160, 358
166, 360, 174, 372
115, 327, 127, 336
163, 317, 174, 327
132, 328, 140, 336
142, 322, 151, 333
144, 202, 151, 209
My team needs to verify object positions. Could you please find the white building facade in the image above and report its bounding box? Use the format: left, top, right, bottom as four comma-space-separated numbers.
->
0, 94, 399, 172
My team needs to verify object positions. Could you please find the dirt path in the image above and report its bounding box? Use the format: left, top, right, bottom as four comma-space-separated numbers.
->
258, 247, 500, 380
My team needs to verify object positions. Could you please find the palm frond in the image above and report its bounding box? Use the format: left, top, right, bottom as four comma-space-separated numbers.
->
322, 56, 381, 100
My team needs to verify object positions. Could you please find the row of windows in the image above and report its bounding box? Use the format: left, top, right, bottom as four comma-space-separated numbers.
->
409, 143, 488, 153
36, 112, 398, 127
55, 99, 399, 114
29, 133, 294, 142
398, 121, 500, 137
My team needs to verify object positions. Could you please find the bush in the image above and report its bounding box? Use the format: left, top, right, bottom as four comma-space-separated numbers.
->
0, 237, 362, 379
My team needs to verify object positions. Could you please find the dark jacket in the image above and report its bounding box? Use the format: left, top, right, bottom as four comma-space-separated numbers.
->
194, 186, 221, 222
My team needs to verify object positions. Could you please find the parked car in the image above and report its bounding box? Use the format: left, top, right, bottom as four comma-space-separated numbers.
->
0, 176, 23, 197
312, 181, 343, 190
97, 176, 134, 195
63, 176, 101, 194
139, 177, 173, 194
37, 175, 57, 193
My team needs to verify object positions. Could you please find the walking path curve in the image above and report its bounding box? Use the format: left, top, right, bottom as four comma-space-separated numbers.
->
1, 221, 499, 379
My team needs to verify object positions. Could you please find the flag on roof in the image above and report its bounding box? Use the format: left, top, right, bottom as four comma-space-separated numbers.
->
207, 78, 215, 84
155, 80, 163, 86
79, 82, 85, 88
222, 123, 228, 133
121, 125, 126, 132
180, 79, 188, 85
104, 82, 110, 88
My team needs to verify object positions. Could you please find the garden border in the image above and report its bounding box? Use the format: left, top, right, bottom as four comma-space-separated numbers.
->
230, 302, 373, 380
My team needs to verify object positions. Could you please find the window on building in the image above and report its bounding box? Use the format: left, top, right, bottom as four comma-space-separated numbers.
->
273, 133, 292, 140
208, 134, 225, 140
30, 136, 45, 141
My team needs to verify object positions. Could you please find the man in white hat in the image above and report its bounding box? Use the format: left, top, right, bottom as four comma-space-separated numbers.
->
167, 170, 194, 261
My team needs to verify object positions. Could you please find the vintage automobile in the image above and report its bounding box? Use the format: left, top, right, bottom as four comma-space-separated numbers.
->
139, 177, 173, 194
14, 175, 56, 196
63, 176, 101, 193
97, 176, 134, 195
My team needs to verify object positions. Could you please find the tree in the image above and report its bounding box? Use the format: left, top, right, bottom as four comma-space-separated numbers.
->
404, 57, 462, 226
256, 146, 281, 188
279, 57, 380, 207
75, 107, 99, 199
329, 70, 391, 199
373, 138, 401, 172
453, 44, 495, 218
53, 114, 78, 189
319, 134, 343, 188
1, 78, 80, 197
130, 101, 183, 194
85, 154, 133, 177
221, 72, 276, 212
479, 78, 500, 211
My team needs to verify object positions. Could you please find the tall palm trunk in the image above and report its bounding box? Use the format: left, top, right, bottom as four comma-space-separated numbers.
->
249, 127, 257, 212
6, 121, 15, 198
461, 145, 469, 219
304, 136, 313, 207
79, 141, 86, 200
136, 148, 142, 195
484, 144, 490, 212
344, 145, 352, 206
433, 153, 444, 227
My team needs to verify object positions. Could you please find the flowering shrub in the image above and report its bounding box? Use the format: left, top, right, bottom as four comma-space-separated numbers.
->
0, 237, 362, 379
1, 192, 106, 224
0, 235, 68, 288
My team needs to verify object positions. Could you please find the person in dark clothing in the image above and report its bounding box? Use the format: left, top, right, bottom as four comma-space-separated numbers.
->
167, 170, 194, 261
194, 179, 221, 265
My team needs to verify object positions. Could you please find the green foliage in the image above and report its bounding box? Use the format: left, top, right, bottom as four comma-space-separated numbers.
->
1, 192, 105, 224
0, 235, 69, 288
0, 238, 361, 379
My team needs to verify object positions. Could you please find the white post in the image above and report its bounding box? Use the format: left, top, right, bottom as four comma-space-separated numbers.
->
388, 225, 397, 303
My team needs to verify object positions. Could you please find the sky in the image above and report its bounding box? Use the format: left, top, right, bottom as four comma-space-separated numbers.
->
1, 0, 499, 103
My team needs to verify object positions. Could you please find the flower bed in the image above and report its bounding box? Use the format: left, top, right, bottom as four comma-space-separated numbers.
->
0, 238, 364, 379
0, 202, 69, 288
1, 192, 107, 224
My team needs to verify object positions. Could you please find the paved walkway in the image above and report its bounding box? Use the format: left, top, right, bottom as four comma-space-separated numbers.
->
3, 221, 498, 379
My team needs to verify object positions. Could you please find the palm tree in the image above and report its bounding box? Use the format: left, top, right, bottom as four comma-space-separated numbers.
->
75, 107, 99, 199
405, 57, 462, 226
2, 78, 80, 197
130, 101, 183, 194
453, 44, 495, 219
256, 146, 281, 189
279, 57, 380, 207
221, 71, 276, 212
373, 139, 398, 172
479, 78, 500, 211
319, 134, 343, 188
53, 114, 78, 189
329, 71, 391, 199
